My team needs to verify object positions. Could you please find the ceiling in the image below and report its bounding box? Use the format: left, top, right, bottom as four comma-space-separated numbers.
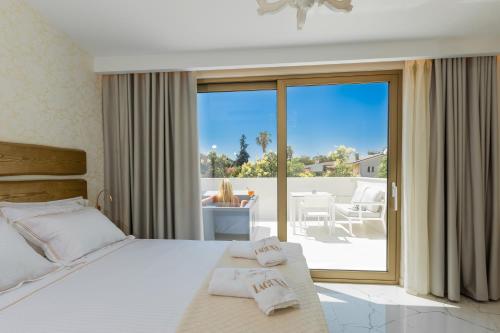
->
25, 0, 500, 57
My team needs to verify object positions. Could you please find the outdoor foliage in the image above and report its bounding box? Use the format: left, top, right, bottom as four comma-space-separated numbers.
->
378, 155, 387, 178
296, 155, 314, 165
239, 151, 277, 177
312, 154, 330, 163
324, 163, 354, 177
206, 151, 235, 178
255, 131, 272, 155
288, 158, 314, 177
235, 134, 250, 166
236, 152, 314, 178
287, 145, 294, 161
324, 145, 355, 177
199, 135, 385, 179
329, 145, 354, 163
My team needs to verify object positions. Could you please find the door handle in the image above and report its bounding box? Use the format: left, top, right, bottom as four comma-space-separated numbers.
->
391, 182, 398, 211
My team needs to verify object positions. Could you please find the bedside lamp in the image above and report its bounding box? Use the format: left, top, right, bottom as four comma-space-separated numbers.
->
96, 189, 113, 211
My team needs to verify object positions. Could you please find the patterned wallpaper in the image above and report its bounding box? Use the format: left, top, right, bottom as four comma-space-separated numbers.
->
0, 0, 103, 204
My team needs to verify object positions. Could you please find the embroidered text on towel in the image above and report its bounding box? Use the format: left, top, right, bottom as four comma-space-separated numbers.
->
251, 277, 289, 293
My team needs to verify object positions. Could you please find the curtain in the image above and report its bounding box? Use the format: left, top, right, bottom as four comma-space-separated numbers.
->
102, 72, 202, 240
402, 60, 432, 295
428, 57, 499, 301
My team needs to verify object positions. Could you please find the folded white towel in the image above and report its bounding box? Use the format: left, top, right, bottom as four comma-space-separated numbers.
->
245, 269, 299, 315
229, 241, 256, 259
252, 236, 287, 267
208, 268, 271, 298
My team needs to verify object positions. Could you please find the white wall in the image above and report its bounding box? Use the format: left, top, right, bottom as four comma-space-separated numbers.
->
358, 155, 384, 177
0, 0, 103, 204
201, 177, 386, 220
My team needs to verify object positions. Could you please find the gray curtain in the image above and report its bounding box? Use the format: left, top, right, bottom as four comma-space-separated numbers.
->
428, 57, 499, 301
102, 72, 201, 240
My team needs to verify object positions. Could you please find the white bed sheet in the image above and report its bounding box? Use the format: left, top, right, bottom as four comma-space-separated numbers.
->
0, 239, 228, 333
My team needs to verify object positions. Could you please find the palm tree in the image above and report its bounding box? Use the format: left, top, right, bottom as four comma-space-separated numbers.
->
287, 145, 294, 161
256, 131, 272, 155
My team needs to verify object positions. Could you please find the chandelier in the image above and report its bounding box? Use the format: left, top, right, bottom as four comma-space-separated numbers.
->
257, 0, 353, 30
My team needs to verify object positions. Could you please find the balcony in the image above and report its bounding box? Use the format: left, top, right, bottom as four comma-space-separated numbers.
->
200, 176, 387, 271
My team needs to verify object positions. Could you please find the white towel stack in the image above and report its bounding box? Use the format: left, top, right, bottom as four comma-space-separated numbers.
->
229, 236, 287, 267
214, 237, 295, 315
208, 267, 299, 315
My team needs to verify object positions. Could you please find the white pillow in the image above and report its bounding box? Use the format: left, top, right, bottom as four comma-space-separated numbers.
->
0, 202, 85, 224
9, 207, 126, 263
0, 218, 58, 293
361, 187, 384, 213
0, 196, 88, 209
351, 186, 366, 203
351, 182, 368, 210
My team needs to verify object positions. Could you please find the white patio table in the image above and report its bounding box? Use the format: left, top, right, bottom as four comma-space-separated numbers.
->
289, 192, 330, 220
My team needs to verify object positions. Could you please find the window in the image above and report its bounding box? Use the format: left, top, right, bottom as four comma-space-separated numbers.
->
198, 87, 278, 242
198, 71, 401, 283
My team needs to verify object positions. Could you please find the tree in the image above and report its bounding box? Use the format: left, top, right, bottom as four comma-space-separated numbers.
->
324, 163, 353, 177
287, 146, 294, 161
297, 155, 314, 165
199, 153, 210, 177
324, 145, 355, 177
235, 152, 315, 178
377, 155, 387, 178
256, 131, 272, 155
206, 151, 234, 178
312, 154, 330, 163
329, 145, 354, 163
235, 134, 250, 166
208, 151, 217, 178
238, 151, 277, 177
287, 158, 314, 177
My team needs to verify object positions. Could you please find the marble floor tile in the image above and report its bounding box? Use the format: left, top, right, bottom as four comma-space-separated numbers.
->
316, 283, 500, 333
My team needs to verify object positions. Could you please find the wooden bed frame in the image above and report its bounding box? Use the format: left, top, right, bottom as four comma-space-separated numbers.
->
0, 142, 87, 202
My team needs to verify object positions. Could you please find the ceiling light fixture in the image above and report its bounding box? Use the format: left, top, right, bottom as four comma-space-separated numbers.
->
257, 0, 353, 30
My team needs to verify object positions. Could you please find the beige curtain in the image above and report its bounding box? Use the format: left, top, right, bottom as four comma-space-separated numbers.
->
428, 57, 499, 301
402, 60, 432, 295
102, 72, 202, 240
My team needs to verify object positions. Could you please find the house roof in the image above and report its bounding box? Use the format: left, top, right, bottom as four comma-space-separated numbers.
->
352, 153, 385, 165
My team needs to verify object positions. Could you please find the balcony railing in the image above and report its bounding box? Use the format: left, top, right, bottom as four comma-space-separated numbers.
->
200, 177, 386, 221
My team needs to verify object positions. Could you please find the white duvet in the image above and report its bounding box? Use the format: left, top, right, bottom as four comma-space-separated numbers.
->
0, 239, 228, 333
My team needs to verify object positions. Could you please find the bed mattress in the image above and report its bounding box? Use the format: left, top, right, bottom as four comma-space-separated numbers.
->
0, 238, 326, 332
0, 239, 227, 333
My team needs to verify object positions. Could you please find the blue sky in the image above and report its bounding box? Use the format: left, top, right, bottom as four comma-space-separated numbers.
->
198, 82, 388, 160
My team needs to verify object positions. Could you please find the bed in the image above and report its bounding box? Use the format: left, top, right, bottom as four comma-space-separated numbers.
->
0, 141, 328, 333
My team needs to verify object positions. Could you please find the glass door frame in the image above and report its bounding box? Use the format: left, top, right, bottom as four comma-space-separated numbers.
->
198, 70, 402, 284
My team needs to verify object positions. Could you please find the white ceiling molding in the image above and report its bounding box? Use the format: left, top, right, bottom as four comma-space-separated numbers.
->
195, 61, 404, 80
257, 0, 353, 30
94, 36, 500, 74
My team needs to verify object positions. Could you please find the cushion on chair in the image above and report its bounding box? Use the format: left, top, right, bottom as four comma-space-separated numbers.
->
336, 204, 380, 218
360, 187, 384, 212
351, 185, 366, 203
350, 181, 386, 212
305, 211, 330, 217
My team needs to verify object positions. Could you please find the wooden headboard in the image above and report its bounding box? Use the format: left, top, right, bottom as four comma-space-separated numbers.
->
0, 142, 87, 202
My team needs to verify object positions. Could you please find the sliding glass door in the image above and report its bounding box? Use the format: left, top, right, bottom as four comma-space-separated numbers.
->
198, 84, 278, 242
278, 74, 400, 282
198, 72, 401, 283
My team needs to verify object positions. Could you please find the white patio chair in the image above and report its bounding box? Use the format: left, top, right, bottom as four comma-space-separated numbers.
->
335, 181, 387, 236
296, 194, 335, 236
